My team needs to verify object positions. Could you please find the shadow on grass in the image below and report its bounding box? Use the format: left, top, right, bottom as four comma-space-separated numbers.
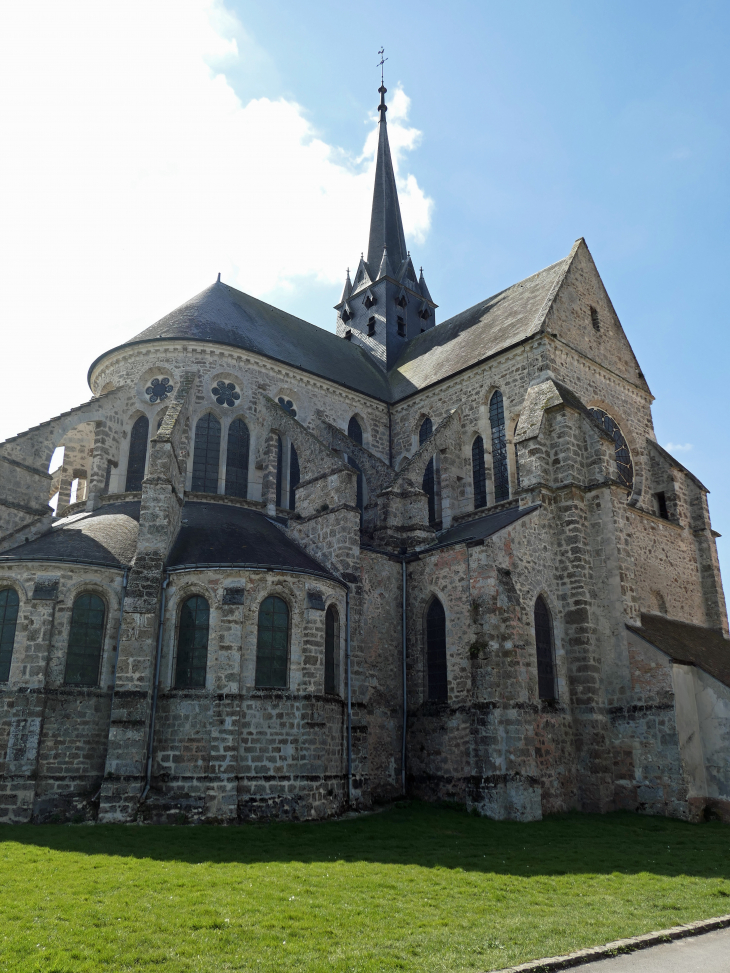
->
1, 802, 729, 882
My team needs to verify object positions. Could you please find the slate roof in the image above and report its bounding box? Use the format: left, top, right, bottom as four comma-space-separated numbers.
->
387, 255, 571, 399
0, 501, 140, 568
90, 248, 577, 403
426, 503, 540, 552
167, 502, 338, 580
627, 613, 730, 689
88, 282, 393, 402
367, 91, 408, 271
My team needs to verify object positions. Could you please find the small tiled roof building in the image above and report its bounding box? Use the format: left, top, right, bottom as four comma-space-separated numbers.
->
1, 83, 729, 825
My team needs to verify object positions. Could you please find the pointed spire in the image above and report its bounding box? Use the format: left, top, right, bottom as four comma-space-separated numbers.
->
418, 267, 433, 303
339, 268, 352, 303
377, 246, 393, 280
366, 84, 408, 272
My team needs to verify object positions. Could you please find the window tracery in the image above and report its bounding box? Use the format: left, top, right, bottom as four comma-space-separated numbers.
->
191, 414, 221, 493
278, 397, 297, 417
211, 381, 240, 407
588, 408, 634, 491
145, 377, 173, 403
225, 418, 250, 499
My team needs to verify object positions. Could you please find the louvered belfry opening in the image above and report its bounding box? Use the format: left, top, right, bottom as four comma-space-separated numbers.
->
426, 597, 448, 702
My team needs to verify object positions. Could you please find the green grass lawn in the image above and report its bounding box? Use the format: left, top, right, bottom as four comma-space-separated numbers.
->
1, 802, 729, 972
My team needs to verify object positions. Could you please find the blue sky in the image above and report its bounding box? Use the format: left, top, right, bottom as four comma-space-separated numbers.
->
1, 0, 728, 583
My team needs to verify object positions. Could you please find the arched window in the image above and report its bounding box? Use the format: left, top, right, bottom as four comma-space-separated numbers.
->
225, 418, 250, 499
419, 417, 436, 525
275, 435, 283, 508
0, 588, 19, 682
255, 596, 289, 688
588, 408, 634, 491
472, 435, 487, 509
125, 415, 149, 492
324, 605, 340, 695
347, 416, 364, 519
534, 595, 557, 700
289, 444, 300, 511
64, 593, 105, 686
426, 597, 447, 701
175, 595, 209, 689
490, 391, 509, 502
192, 414, 221, 493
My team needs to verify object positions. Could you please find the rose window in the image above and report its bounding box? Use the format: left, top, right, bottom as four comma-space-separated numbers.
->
278, 397, 297, 417
588, 408, 634, 491
212, 380, 241, 407
146, 378, 173, 403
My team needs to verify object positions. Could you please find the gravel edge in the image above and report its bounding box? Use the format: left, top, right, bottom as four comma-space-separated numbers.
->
494, 913, 730, 972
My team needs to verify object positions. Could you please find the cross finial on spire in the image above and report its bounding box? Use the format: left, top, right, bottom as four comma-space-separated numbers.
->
377, 47, 387, 85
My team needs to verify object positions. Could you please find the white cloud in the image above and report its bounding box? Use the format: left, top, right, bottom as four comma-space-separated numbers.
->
0, 0, 431, 443
664, 442, 693, 453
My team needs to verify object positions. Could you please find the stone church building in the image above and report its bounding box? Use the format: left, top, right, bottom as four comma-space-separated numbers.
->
1, 84, 729, 825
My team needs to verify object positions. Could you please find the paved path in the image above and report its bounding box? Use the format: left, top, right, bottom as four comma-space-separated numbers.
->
566, 926, 730, 972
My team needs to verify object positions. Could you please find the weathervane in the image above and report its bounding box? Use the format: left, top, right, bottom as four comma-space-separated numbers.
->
377, 47, 388, 85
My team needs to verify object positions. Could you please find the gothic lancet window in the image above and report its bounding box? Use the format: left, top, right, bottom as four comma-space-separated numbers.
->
588, 408, 634, 492
225, 418, 250, 499
175, 595, 209, 689
289, 444, 300, 511
426, 597, 447, 701
419, 417, 437, 525
490, 391, 509, 502
0, 588, 19, 682
275, 435, 283, 508
125, 415, 149, 492
472, 435, 487, 509
192, 414, 221, 493
534, 595, 557, 700
347, 416, 364, 520
324, 604, 340, 695
64, 593, 105, 686
255, 596, 289, 688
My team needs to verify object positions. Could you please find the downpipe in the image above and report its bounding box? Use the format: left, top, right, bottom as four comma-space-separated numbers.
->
140, 573, 169, 803
401, 557, 407, 796
346, 587, 352, 806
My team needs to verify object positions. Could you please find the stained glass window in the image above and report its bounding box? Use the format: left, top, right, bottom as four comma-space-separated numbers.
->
125, 415, 149, 492
490, 391, 509, 502
419, 418, 436, 525
225, 418, 250, 499
347, 417, 364, 519
255, 596, 289, 688
0, 588, 19, 682
64, 593, 105, 686
534, 595, 557, 700
289, 444, 300, 511
211, 381, 240, 407
588, 408, 634, 491
324, 605, 340, 695
175, 595, 209, 689
472, 435, 487, 509
426, 598, 447, 701
275, 435, 283, 508
191, 413, 221, 493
